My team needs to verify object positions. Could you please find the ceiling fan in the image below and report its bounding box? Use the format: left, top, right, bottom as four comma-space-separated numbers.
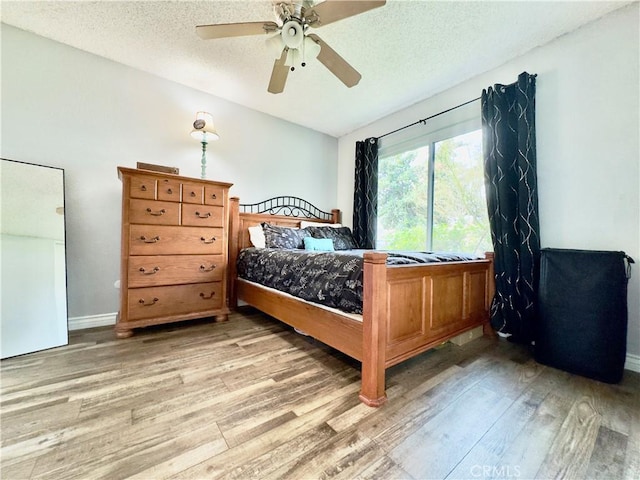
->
196, 0, 386, 94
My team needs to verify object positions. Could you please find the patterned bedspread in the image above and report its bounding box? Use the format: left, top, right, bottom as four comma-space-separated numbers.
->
237, 248, 481, 314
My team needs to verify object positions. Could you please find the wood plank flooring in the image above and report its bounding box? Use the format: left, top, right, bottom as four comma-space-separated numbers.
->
1, 308, 639, 479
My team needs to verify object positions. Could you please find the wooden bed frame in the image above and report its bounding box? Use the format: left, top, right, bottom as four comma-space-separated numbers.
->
228, 197, 495, 407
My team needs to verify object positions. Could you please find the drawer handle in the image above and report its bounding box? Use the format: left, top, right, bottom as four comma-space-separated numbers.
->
200, 292, 216, 300
190, 191, 197, 197
210, 193, 217, 200
166, 188, 173, 194
200, 264, 216, 272
146, 208, 166, 216
200, 236, 216, 244
140, 235, 160, 243
139, 266, 160, 275
139, 297, 159, 306
195, 211, 212, 219
141, 185, 147, 192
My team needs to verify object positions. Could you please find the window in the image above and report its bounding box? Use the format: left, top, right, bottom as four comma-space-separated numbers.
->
376, 104, 491, 256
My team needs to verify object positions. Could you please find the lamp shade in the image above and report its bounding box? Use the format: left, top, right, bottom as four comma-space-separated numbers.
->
190, 111, 219, 141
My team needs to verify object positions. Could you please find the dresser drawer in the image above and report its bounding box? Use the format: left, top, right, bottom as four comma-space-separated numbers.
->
182, 182, 204, 204
204, 185, 225, 206
129, 199, 180, 225
127, 282, 223, 320
181, 204, 224, 227
128, 255, 225, 287
157, 177, 181, 202
130, 176, 156, 200
129, 225, 224, 255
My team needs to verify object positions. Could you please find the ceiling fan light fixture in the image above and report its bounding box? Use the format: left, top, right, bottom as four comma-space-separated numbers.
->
281, 20, 303, 49
303, 35, 321, 59
265, 33, 284, 57
284, 48, 294, 67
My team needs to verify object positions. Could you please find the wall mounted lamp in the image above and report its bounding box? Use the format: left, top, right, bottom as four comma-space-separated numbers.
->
190, 111, 219, 179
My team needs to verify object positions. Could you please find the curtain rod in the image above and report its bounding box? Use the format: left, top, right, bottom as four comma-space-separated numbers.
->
375, 73, 538, 141
376, 96, 480, 141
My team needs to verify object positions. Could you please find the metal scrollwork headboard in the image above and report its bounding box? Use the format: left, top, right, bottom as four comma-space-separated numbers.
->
239, 196, 333, 221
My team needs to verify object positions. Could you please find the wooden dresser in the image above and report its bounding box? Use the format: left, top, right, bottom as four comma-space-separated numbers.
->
116, 167, 232, 338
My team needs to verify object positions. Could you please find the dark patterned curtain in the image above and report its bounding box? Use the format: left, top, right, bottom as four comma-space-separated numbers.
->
482, 71, 540, 344
352, 137, 378, 249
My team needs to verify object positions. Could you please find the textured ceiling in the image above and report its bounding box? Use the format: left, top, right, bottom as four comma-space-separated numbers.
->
1, 0, 633, 137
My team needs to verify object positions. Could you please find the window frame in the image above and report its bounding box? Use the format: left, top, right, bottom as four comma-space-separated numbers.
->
377, 101, 484, 252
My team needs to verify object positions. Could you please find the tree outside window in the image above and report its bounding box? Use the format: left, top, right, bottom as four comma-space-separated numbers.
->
377, 129, 491, 256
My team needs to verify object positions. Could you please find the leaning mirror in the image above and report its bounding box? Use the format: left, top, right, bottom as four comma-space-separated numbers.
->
1, 159, 68, 358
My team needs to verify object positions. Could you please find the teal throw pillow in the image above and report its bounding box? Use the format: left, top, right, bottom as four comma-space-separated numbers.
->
304, 237, 335, 252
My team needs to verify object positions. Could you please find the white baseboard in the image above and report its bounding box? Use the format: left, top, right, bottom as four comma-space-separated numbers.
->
68, 312, 117, 331
625, 353, 640, 373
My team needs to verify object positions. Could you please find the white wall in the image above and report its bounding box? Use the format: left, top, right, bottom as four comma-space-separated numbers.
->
1, 23, 338, 319
337, 4, 640, 357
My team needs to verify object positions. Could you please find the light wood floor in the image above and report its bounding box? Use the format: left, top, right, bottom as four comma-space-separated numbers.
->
1, 308, 639, 480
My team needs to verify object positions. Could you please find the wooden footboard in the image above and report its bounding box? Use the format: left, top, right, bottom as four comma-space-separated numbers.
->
359, 251, 494, 406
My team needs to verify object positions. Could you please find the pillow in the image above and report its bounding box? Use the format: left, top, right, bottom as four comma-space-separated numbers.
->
248, 225, 266, 248
304, 237, 335, 252
299, 220, 343, 229
261, 222, 310, 249
306, 226, 358, 250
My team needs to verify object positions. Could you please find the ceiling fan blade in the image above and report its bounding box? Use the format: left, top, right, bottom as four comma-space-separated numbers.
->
307, 34, 361, 88
196, 21, 279, 40
304, 0, 386, 27
268, 49, 290, 94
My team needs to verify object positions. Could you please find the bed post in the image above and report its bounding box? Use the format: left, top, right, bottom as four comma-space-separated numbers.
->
483, 251, 496, 337
228, 197, 240, 310
359, 251, 388, 407
331, 208, 341, 224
